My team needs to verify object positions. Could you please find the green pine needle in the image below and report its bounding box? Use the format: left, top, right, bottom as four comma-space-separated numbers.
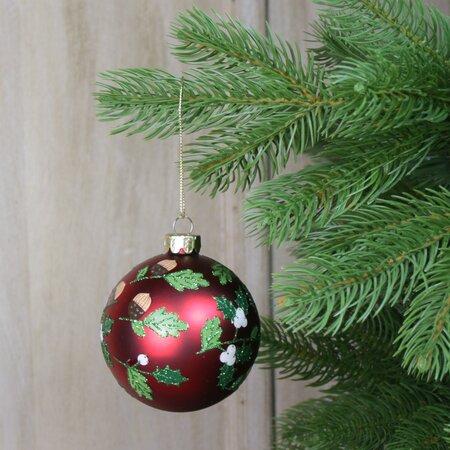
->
395, 248, 450, 381
275, 189, 450, 336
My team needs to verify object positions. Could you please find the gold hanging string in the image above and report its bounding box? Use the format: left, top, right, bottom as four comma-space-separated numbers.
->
173, 76, 194, 234
178, 76, 186, 219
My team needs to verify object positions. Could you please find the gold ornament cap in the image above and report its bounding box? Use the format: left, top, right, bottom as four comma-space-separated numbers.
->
164, 233, 201, 255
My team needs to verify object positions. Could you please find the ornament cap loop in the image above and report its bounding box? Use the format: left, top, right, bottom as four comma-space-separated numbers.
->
164, 233, 201, 255
173, 215, 194, 234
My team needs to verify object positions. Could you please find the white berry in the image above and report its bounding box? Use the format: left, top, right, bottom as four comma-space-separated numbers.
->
137, 354, 149, 366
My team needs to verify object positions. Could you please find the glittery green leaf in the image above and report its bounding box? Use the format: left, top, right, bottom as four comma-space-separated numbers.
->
163, 269, 210, 291
152, 365, 188, 386
212, 263, 234, 285
236, 286, 251, 314
143, 307, 189, 338
135, 266, 149, 281
101, 341, 113, 367
199, 316, 223, 353
102, 314, 115, 336
131, 320, 146, 337
250, 325, 260, 341
218, 364, 235, 390
127, 366, 153, 401
236, 344, 253, 363
215, 295, 237, 321
230, 374, 245, 391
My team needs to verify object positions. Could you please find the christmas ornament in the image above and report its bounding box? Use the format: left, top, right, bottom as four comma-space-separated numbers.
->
100, 78, 261, 412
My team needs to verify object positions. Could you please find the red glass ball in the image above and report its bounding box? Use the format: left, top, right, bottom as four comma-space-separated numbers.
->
100, 251, 260, 412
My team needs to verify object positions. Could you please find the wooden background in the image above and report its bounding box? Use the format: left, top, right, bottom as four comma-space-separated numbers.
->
1, 1, 448, 449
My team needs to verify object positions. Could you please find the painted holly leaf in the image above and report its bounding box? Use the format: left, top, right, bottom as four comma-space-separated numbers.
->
236, 344, 253, 363
152, 365, 188, 386
199, 316, 222, 353
127, 366, 153, 401
215, 295, 237, 321
218, 364, 235, 390
135, 266, 149, 282
131, 320, 146, 337
236, 286, 250, 315
102, 314, 114, 336
230, 374, 245, 391
250, 325, 260, 341
212, 263, 234, 285
163, 269, 210, 292
143, 307, 189, 338
101, 341, 113, 367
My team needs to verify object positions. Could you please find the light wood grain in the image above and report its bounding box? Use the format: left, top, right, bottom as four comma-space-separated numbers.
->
5, 1, 271, 449
2, 0, 449, 448
0, 2, 34, 448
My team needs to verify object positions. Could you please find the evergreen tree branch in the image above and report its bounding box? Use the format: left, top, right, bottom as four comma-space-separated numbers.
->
293, 187, 450, 258
244, 130, 439, 245
95, 68, 319, 139
258, 312, 402, 390
313, 0, 450, 67
274, 384, 449, 450
96, 66, 331, 195
359, 0, 450, 64
385, 404, 450, 450
327, 53, 449, 138
395, 249, 450, 382
275, 189, 450, 335
171, 8, 311, 92
187, 107, 325, 194
95, 8, 448, 197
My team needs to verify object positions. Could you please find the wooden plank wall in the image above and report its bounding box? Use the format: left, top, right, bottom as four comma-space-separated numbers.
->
0, 1, 448, 449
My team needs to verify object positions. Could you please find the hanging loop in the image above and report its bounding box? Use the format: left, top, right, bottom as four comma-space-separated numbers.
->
172, 216, 194, 234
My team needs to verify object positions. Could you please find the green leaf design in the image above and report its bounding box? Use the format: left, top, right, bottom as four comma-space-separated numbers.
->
102, 314, 114, 336
199, 316, 223, 353
127, 366, 153, 401
163, 269, 210, 291
101, 341, 113, 367
236, 286, 251, 314
218, 364, 235, 390
152, 365, 189, 386
230, 374, 245, 391
236, 344, 253, 363
143, 307, 189, 338
131, 320, 146, 337
215, 295, 237, 321
135, 266, 149, 281
250, 325, 260, 341
212, 263, 234, 285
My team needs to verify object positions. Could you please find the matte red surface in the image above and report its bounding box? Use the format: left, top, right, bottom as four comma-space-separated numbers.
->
101, 251, 260, 412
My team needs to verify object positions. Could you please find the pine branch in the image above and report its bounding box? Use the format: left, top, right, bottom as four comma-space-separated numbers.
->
327, 52, 449, 138
95, 8, 448, 196
293, 187, 450, 258
275, 189, 450, 335
395, 249, 450, 382
445, 424, 450, 445
386, 404, 450, 450
96, 68, 314, 139
187, 106, 325, 194
244, 129, 439, 245
313, 0, 450, 67
171, 8, 309, 90
274, 384, 450, 450
258, 312, 402, 390
392, 152, 450, 193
